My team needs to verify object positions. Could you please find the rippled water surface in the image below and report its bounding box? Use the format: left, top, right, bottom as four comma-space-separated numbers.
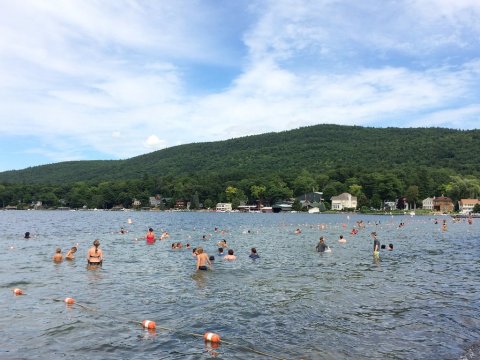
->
1, 211, 479, 359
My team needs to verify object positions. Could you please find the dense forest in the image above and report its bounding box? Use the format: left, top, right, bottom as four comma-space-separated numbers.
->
0, 125, 479, 211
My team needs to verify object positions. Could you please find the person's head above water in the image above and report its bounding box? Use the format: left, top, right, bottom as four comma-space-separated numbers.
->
24, 232, 30, 238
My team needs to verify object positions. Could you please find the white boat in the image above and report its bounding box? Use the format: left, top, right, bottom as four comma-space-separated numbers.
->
308, 207, 320, 214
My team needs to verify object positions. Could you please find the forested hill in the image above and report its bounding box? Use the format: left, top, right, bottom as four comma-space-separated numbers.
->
1, 125, 479, 185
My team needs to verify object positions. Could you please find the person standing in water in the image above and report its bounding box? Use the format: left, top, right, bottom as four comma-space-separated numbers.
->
145, 228, 155, 244
52, 248, 63, 262
316, 236, 329, 253
371, 232, 380, 257
87, 239, 103, 266
195, 247, 212, 271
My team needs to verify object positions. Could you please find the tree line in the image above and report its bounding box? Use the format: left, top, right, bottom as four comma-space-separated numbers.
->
0, 168, 478, 211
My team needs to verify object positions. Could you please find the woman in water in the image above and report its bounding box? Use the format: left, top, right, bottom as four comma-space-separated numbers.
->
87, 239, 103, 266
145, 228, 155, 244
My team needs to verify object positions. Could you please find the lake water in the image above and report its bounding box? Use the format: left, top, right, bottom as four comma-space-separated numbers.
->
1, 210, 479, 360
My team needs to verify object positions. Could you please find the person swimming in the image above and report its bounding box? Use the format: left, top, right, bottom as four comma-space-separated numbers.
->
249, 247, 260, 259
24, 232, 31, 239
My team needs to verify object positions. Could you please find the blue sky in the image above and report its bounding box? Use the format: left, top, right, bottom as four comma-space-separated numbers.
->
1, 0, 479, 172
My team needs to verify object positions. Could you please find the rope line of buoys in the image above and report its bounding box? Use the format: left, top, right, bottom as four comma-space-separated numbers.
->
47, 297, 289, 360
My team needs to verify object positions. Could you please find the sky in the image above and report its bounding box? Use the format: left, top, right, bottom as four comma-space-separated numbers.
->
1, 0, 480, 172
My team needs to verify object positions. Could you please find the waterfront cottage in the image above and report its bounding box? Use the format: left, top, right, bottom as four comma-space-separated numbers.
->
331, 193, 357, 211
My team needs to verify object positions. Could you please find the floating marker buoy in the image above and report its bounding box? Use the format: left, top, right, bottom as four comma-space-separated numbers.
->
204, 332, 221, 343
142, 320, 156, 330
64, 297, 75, 304
13, 288, 23, 295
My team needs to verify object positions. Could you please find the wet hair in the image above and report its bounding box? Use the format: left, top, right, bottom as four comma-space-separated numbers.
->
371, 232, 377, 236
381, 244, 386, 249
251, 247, 257, 254
149, 228, 153, 232
71, 246, 77, 252
209, 256, 215, 261
228, 249, 234, 255
93, 239, 100, 254
196, 247, 204, 254
388, 243, 394, 249
339, 235, 344, 239
192, 247, 197, 254
56, 247, 61, 253
24, 232, 30, 238
218, 247, 224, 253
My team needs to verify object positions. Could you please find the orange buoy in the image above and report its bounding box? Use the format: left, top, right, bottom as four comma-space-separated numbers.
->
204, 332, 221, 343
13, 288, 23, 295
142, 320, 156, 330
64, 297, 75, 304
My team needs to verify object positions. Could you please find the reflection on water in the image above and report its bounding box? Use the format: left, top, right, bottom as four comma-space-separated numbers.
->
1, 211, 479, 360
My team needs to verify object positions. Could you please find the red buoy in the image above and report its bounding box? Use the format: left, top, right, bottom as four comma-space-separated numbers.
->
142, 320, 156, 330
13, 288, 23, 295
204, 332, 221, 343
64, 297, 75, 304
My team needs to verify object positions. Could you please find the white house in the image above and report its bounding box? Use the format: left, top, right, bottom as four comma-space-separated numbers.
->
422, 197, 434, 210
458, 199, 480, 214
149, 196, 162, 207
331, 193, 357, 210
216, 203, 232, 212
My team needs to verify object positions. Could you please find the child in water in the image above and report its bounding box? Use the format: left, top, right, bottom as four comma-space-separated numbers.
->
66, 246, 78, 260
52, 248, 63, 262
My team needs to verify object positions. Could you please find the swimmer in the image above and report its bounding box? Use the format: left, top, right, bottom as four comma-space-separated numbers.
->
371, 232, 380, 257
315, 236, 329, 253
24, 232, 31, 239
66, 246, 78, 260
196, 247, 212, 271
160, 231, 170, 240
217, 239, 228, 248
223, 249, 237, 261
52, 247, 63, 262
388, 243, 393, 251
145, 228, 155, 244
120, 227, 127, 234
442, 220, 448, 232
217, 247, 224, 257
249, 247, 260, 259
338, 235, 346, 243
294, 228, 302, 234
87, 239, 103, 266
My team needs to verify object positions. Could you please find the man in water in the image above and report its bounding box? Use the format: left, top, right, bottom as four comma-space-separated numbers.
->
315, 236, 328, 252
371, 232, 380, 256
196, 247, 212, 271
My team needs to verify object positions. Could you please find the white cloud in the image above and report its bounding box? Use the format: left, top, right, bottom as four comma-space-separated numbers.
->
0, 0, 479, 170
144, 135, 167, 150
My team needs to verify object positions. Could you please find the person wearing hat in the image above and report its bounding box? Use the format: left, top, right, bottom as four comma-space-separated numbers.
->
87, 239, 103, 266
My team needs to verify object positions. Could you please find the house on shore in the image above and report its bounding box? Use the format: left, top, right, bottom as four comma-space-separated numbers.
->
216, 203, 232, 212
433, 196, 454, 213
331, 193, 357, 211
422, 197, 434, 210
458, 199, 480, 214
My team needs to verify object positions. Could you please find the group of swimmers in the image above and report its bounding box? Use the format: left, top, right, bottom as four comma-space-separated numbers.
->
315, 231, 393, 257
191, 245, 260, 271
52, 240, 103, 266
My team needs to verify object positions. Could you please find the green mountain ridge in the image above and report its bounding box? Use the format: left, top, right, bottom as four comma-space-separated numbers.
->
1, 124, 479, 185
